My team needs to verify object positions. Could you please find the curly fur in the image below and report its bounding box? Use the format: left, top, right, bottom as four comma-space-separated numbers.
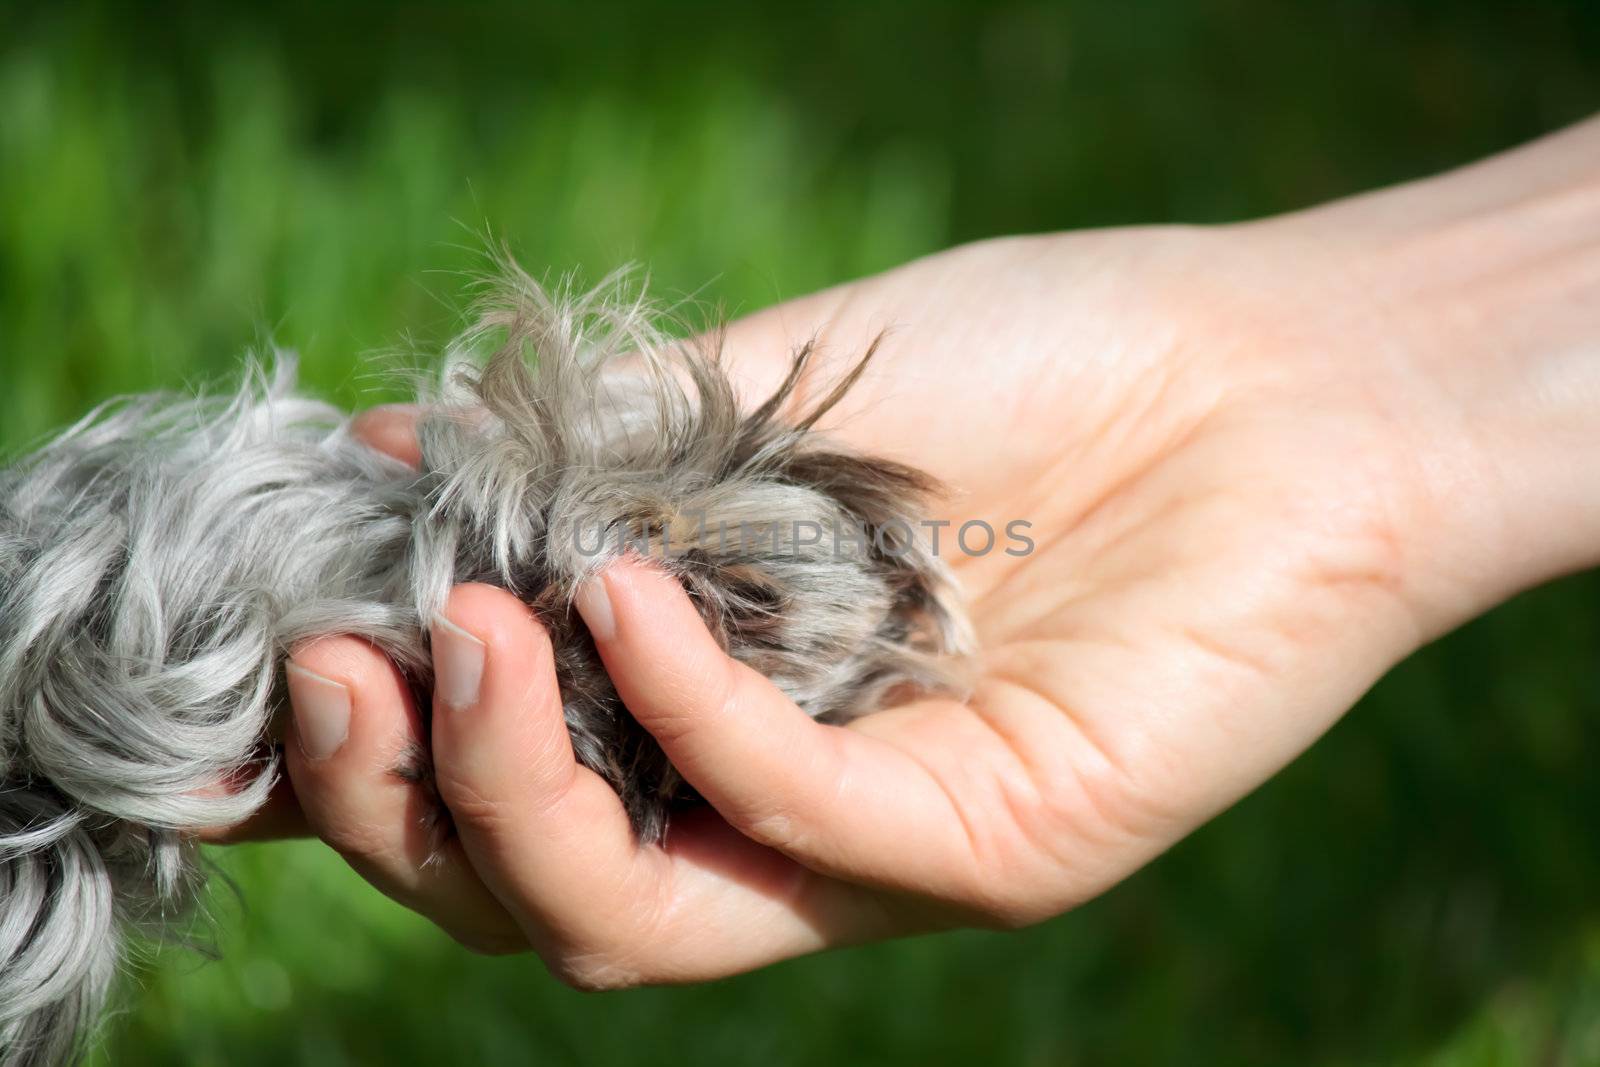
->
0, 267, 971, 1065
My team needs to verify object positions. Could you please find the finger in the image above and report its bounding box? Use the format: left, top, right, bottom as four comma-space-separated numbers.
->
426, 584, 662, 953
572, 557, 981, 893
428, 584, 889, 983
195, 773, 308, 844
349, 404, 422, 468
283, 634, 524, 953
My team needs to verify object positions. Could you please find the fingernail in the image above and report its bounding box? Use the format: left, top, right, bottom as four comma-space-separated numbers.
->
431, 614, 486, 710
574, 573, 615, 641
285, 663, 350, 761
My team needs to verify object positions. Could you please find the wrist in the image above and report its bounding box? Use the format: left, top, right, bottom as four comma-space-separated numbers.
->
1265, 116, 1600, 631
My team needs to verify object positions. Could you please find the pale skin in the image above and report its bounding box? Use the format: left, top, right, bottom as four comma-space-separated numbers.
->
209, 116, 1600, 985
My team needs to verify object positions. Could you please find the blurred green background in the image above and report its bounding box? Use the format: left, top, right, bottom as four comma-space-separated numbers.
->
2, 2, 1599, 1064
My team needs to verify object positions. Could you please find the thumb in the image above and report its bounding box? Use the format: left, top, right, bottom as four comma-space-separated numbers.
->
571, 556, 978, 891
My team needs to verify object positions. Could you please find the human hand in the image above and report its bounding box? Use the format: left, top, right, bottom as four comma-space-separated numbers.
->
212, 116, 1600, 981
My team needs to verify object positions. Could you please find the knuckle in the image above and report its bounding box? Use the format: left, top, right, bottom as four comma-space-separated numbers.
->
540, 885, 674, 992
642, 654, 740, 748
949, 872, 1061, 932
972, 901, 1051, 932
733, 804, 806, 852
432, 770, 512, 835
543, 948, 648, 992
315, 817, 394, 863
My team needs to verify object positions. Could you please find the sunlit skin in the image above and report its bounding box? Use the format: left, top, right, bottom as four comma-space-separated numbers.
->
209, 116, 1600, 986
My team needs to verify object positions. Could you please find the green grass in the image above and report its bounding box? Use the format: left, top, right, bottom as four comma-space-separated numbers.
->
3, 2, 1600, 1064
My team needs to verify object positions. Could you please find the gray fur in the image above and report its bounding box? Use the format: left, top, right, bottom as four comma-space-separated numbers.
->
0, 266, 971, 1065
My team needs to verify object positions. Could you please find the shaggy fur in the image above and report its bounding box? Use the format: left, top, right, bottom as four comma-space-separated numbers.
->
0, 268, 971, 1065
